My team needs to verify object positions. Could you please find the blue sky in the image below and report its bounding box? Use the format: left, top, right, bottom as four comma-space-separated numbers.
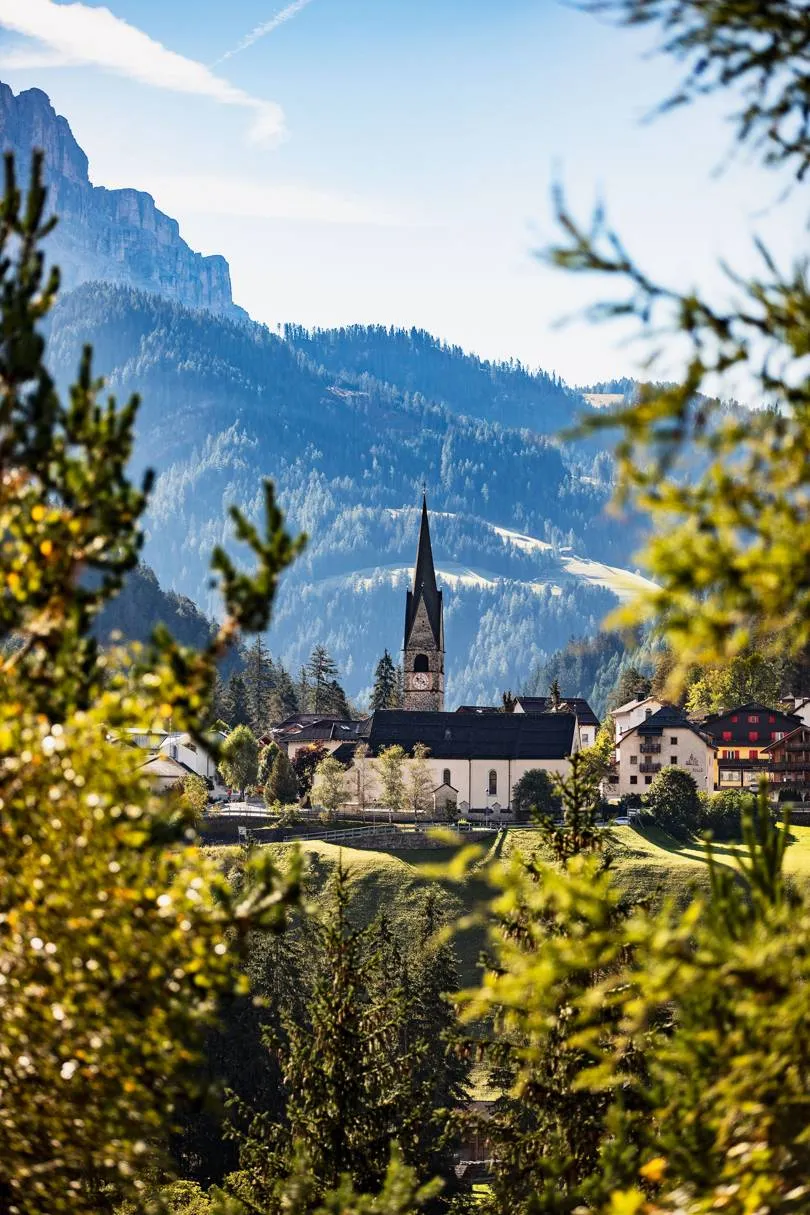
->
0, 0, 804, 386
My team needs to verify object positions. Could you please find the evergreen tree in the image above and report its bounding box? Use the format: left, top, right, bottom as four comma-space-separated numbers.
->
225, 672, 250, 728
265, 750, 298, 807
270, 666, 299, 721
243, 637, 275, 736
307, 646, 341, 714
0, 152, 302, 1212
234, 868, 428, 1203
257, 742, 280, 789
372, 649, 399, 710
322, 677, 352, 719
611, 665, 652, 709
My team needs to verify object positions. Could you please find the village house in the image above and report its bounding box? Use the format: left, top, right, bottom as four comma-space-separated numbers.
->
613, 705, 716, 797
114, 727, 226, 792
699, 703, 802, 790
269, 714, 369, 761
613, 696, 665, 744
763, 725, 810, 802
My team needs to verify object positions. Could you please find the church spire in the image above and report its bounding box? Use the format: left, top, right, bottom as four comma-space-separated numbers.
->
402, 495, 445, 711
405, 494, 442, 650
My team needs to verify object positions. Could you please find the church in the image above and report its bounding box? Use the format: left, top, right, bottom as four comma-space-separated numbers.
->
274, 498, 593, 816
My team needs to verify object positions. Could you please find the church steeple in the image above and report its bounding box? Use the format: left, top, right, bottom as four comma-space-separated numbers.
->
403, 495, 444, 711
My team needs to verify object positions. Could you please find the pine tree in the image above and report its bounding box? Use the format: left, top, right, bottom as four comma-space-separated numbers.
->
225, 672, 250, 727
235, 867, 421, 1201
549, 677, 562, 710
265, 750, 298, 807
306, 646, 341, 713
372, 649, 399, 710
257, 742, 279, 789
270, 666, 299, 721
243, 637, 275, 736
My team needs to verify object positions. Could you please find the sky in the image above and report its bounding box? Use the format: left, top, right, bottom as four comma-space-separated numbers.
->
0, 0, 805, 387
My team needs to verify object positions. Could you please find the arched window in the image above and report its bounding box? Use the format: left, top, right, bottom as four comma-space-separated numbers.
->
414, 653, 429, 673
443, 768, 451, 788
488, 769, 497, 796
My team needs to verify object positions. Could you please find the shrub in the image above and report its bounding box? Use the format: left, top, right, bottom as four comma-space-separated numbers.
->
700, 789, 756, 841
643, 765, 701, 841
511, 768, 560, 822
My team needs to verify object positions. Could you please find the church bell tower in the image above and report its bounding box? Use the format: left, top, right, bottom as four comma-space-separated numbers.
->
403, 496, 445, 712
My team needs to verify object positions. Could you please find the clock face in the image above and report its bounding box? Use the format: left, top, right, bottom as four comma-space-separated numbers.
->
412, 672, 430, 690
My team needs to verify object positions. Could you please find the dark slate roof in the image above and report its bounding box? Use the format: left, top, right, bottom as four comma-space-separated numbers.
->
700, 703, 801, 746
517, 696, 600, 727
271, 717, 370, 743
368, 709, 576, 760
636, 705, 716, 746
455, 705, 500, 715
404, 496, 443, 650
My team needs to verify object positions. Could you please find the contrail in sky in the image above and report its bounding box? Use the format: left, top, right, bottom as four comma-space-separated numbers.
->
219, 0, 315, 62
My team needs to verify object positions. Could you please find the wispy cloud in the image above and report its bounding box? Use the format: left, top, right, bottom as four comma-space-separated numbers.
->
0, 0, 286, 144
218, 0, 315, 63
142, 172, 409, 228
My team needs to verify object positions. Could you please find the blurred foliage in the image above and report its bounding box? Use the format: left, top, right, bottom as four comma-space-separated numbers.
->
548, 4, 810, 693
0, 152, 303, 1213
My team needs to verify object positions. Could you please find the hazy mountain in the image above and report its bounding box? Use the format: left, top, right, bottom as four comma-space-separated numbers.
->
0, 83, 244, 320
7, 78, 649, 706
46, 282, 648, 705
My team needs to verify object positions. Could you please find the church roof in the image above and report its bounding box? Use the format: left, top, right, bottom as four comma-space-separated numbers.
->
367, 709, 576, 760
516, 696, 600, 727
404, 496, 443, 650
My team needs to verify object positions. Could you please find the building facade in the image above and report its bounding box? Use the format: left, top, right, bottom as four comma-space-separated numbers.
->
403, 497, 445, 712
339, 709, 579, 814
764, 725, 810, 800
613, 705, 715, 797
700, 703, 801, 790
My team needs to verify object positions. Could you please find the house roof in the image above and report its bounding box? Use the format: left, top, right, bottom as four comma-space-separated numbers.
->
367, 709, 576, 760
762, 723, 810, 752
455, 705, 500, 715
404, 496, 443, 650
629, 705, 716, 747
613, 696, 661, 716
700, 703, 801, 746
138, 754, 192, 778
272, 716, 369, 743
516, 696, 600, 727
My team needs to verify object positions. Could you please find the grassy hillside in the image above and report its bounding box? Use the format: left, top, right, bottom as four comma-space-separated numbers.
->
211, 824, 810, 987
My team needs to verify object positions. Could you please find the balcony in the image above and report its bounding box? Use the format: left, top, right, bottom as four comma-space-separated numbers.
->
639, 742, 661, 754
639, 762, 662, 774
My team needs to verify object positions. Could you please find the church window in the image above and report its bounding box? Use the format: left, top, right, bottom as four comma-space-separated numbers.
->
443, 768, 451, 787
414, 654, 429, 673
488, 769, 497, 796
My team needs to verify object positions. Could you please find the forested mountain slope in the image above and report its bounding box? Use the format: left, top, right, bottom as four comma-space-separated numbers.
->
283, 323, 584, 434
47, 283, 646, 705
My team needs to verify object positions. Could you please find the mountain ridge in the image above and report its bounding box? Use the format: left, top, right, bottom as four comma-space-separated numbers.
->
0, 82, 244, 320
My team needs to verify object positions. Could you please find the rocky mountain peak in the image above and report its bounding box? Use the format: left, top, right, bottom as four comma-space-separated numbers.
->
0, 82, 244, 320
